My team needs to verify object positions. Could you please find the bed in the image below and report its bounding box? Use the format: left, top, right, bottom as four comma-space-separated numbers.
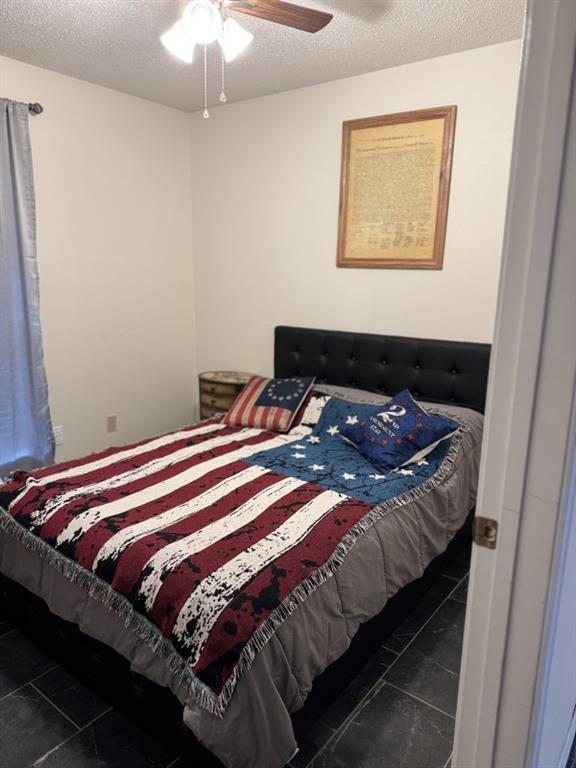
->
0, 325, 490, 768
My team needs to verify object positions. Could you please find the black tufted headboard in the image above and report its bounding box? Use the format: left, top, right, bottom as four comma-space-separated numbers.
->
274, 326, 491, 413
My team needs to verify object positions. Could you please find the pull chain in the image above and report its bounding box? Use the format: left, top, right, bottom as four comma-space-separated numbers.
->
203, 45, 210, 119
219, 44, 227, 104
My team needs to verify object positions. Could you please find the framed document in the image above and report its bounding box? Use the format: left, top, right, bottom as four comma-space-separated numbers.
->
336, 105, 456, 269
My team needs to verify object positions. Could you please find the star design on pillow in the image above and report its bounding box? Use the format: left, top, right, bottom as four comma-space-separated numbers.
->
265, 378, 306, 403
307, 436, 321, 444
309, 464, 325, 472
291, 452, 306, 459
327, 425, 340, 436
294, 444, 307, 450
342, 472, 356, 480
369, 473, 386, 480
417, 458, 429, 466
394, 468, 414, 476
345, 414, 359, 425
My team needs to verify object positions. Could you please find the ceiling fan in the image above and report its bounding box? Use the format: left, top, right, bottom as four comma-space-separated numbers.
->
226, 0, 333, 34
161, 0, 333, 116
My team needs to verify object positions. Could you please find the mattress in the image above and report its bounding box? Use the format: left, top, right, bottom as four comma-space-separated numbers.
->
0, 390, 483, 768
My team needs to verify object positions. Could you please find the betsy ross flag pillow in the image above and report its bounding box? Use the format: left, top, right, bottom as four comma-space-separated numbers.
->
223, 376, 315, 433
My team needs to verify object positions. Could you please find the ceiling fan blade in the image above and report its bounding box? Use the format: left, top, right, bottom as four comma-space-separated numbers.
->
227, 0, 333, 33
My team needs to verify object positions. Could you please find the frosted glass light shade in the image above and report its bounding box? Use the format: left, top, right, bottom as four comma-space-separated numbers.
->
182, 0, 221, 45
160, 21, 195, 63
221, 17, 254, 62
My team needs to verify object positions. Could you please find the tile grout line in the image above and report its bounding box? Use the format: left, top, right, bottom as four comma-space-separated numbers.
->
381, 574, 466, 655
384, 681, 456, 720
81, 704, 114, 728
0, 663, 59, 705
30, 681, 82, 730
307, 569, 469, 767
308, 677, 389, 766
32, 704, 114, 766
377, 570, 468, 679
301, 675, 385, 768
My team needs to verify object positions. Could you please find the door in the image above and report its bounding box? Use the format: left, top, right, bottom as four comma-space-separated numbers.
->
530, 441, 576, 768
453, 1, 576, 766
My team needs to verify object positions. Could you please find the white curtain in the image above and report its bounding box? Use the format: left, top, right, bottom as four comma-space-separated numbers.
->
0, 98, 54, 477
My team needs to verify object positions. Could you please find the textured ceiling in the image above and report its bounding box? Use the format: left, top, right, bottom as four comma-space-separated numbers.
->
0, 0, 524, 113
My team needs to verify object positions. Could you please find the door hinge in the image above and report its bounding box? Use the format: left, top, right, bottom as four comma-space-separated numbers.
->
473, 516, 498, 550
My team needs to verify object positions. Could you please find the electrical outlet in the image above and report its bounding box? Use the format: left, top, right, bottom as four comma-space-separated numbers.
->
53, 425, 64, 446
106, 415, 118, 433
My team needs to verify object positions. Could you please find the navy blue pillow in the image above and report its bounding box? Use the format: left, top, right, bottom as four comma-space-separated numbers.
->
315, 390, 459, 472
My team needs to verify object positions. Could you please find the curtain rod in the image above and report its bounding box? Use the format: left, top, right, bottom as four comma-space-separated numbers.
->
28, 103, 43, 115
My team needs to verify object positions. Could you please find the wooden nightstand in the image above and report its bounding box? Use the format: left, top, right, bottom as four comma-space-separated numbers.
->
198, 371, 254, 419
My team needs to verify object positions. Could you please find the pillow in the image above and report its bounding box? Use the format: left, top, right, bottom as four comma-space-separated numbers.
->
312, 383, 391, 405
223, 376, 315, 433
315, 389, 459, 471
288, 390, 331, 434
290, 385, 388, 435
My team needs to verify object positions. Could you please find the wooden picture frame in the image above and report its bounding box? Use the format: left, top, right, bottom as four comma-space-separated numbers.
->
336, 105, 457, 269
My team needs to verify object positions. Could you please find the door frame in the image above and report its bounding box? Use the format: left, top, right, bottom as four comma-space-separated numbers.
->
453, 1, 576, 766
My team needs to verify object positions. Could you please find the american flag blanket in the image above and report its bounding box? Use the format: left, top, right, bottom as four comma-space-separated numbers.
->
0, 413, 463, 717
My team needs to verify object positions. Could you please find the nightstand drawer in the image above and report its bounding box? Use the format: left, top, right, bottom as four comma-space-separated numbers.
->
199, 381, 241, 398
198, 370, 255, 420
200, 392, 234, 411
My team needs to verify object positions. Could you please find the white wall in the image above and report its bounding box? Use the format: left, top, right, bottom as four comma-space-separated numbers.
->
190, 40, 521, 378
0, 56, 197, 461
0, 41, 520, 461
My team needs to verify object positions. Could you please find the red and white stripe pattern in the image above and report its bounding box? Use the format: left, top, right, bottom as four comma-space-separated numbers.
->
1, 418, 373, 714
223, 376, 313, 433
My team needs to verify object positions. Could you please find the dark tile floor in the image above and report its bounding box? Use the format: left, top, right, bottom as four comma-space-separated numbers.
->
0, 619, 186, 768
0, 549, 470, 768
291, 552, 469, 768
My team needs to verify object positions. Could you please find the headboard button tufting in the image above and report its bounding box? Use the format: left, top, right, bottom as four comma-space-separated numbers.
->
274, 326, 491, 413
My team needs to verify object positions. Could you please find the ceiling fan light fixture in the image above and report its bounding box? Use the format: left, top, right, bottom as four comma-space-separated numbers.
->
182, 0, 221, 45
159, 0, 333, 114
220, 17, 253, 63
160, 20, 195, 63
